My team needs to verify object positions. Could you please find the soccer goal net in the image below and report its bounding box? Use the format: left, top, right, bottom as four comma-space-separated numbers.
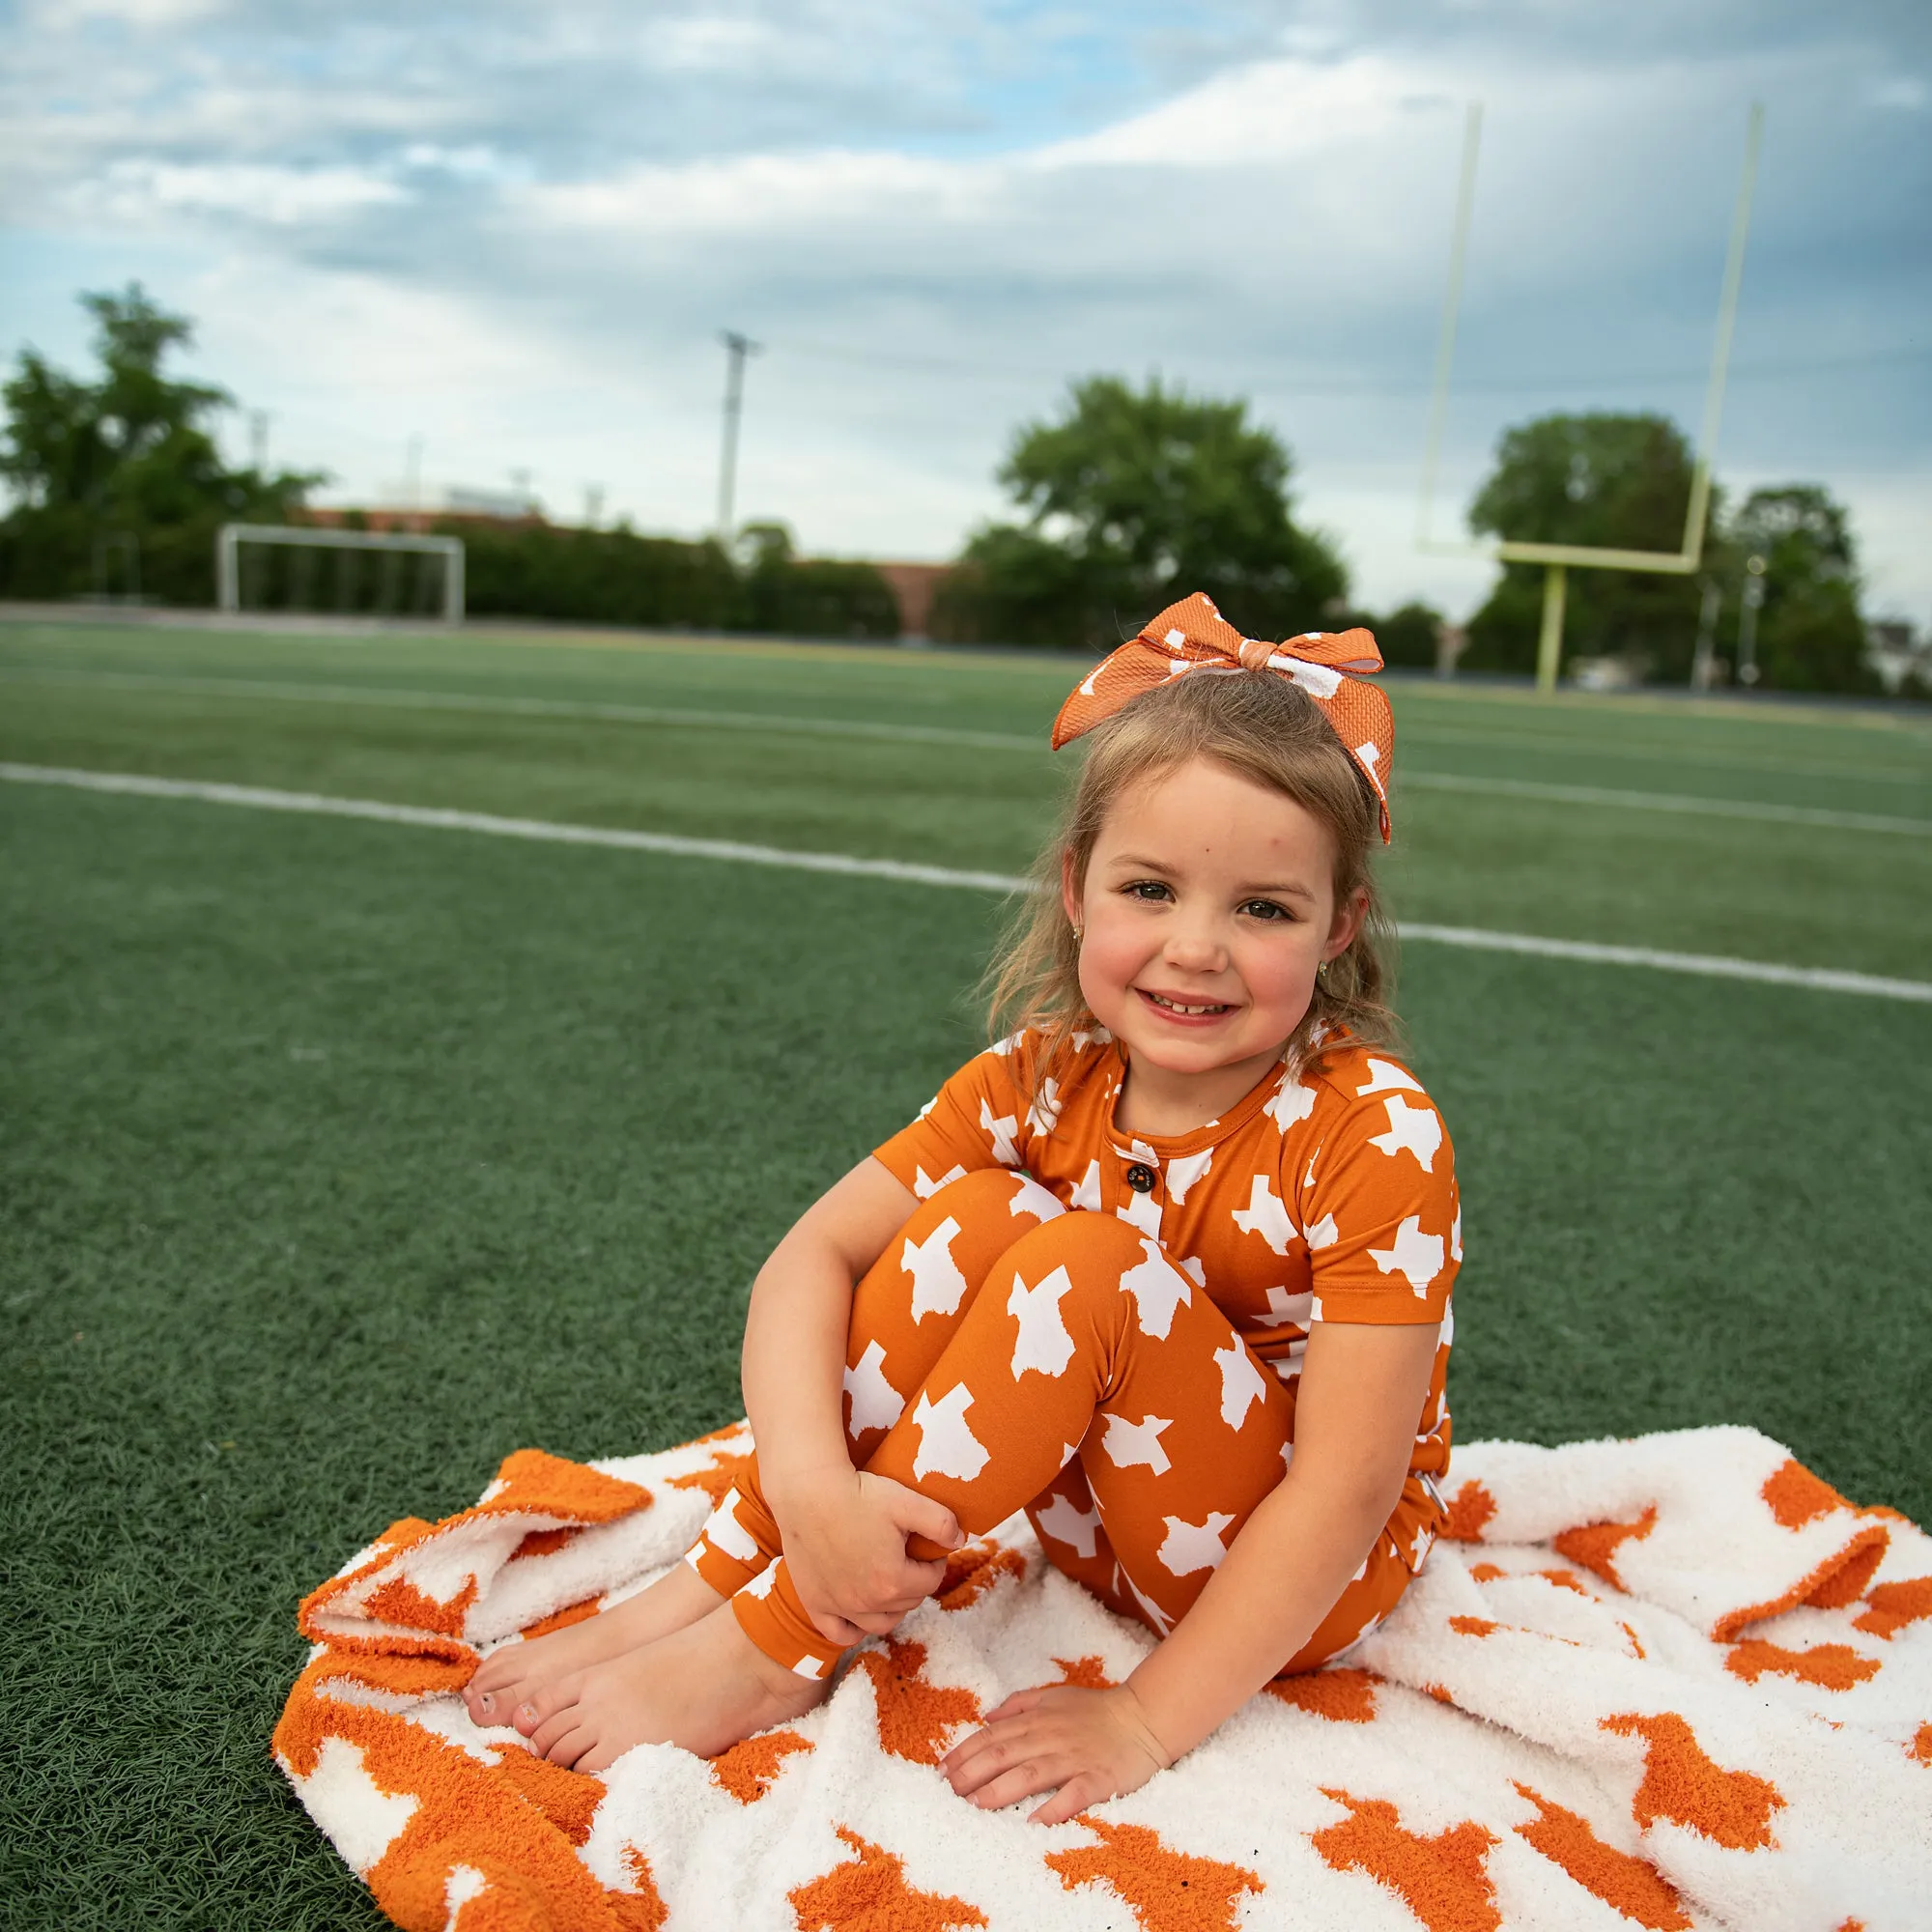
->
215, 523, 466, 623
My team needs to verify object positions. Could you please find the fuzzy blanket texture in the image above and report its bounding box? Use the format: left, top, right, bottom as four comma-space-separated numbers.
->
276, 1423, 1932, 1932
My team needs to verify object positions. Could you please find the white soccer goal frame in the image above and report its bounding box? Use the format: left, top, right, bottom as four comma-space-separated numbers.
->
215, 523, 466, 623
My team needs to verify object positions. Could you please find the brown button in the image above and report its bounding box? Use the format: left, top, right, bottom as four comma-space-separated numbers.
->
1124, 1162, 1157, 1194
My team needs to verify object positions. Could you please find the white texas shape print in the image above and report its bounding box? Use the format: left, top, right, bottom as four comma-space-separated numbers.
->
1263, 1287, 1314, 1325
842, 1339, 904, 1437
1369, 1095, 1442, 1172
1007, 1264, 1077, 1379
1231, 1175, 1296, 1255
1119, 1238, 1192, 1339
911, 1384, 991, 1483
701, 1489, 760, 1563
1102, 1412, 1173, 1476
1025, 1077, 1064, 1138
1213, 1339, 1271, 1430
1164, 1146, 1213, 1204
1367, 1216, 1446, 1297
1121, 1566, 1175, 1634
1157, 1512, 1236, 1577
902, 1217, 970, 1322
980, 1098, 1022, 1167
1264, 1077, 1317, 1132
1356, 1059, 1424, 1096
1034, 1488, 1102, 1558
1008, 1173, 1065, 1224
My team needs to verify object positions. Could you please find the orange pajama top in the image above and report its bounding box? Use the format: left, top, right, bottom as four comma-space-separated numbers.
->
874, 1025, 1461, 1570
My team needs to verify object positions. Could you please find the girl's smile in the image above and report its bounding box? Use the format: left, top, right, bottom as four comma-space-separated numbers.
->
1136, 989, 1236, 1022
1064, 755, 1364, 1135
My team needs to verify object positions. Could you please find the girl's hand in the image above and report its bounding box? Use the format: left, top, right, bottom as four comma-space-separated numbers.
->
778, 1468, 962, 1644
940, 1684, 1173, 1825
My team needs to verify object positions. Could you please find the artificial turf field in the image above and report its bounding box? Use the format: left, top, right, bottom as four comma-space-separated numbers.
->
3, 611, 1930, 1927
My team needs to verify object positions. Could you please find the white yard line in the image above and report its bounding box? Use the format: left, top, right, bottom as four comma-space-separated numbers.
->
1399, 770, 1931, 838
0, 668, 1042, 752
8, 760, 1930, 1005
7, 668, 1930, 836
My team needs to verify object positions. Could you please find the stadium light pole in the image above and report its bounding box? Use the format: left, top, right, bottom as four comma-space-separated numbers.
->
716, 329, 763, 546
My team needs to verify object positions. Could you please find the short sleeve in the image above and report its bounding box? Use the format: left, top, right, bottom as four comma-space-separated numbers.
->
1294, 1055, 1460, 1325
874, 1036, 1033, 1200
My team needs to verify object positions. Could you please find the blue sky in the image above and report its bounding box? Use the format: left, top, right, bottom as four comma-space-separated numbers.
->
4, 0, 1927, 620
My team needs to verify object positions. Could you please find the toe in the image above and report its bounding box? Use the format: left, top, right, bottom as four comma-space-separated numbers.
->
526, 1692, 583, 1770
531, 1705, 587, 1762
466, 1652, 528, 1724
471, 1687, 522, 1727
513, 1674, 578, 1737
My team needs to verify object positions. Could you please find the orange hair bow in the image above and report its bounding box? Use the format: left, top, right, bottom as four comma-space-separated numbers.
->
1049, 591, 1395, 841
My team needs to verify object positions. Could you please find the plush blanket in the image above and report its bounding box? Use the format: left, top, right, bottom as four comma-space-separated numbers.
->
275, 1424, 1932, 1931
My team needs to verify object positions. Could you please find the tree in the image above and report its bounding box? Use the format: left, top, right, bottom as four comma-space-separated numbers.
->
0, 283, 317, 604
735, 522, 900, 639
1373, 601, 1444, 670
1722, 485, 1872, 694
1459, 412, 1709, 681
1457, 415, 1879, 693
933, 375, 1348, 648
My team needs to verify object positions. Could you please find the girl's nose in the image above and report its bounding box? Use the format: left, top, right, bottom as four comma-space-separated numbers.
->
1163, 923, 1228, 974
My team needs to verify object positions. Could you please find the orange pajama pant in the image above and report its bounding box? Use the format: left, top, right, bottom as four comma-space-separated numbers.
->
686, 1168, 1413, 1680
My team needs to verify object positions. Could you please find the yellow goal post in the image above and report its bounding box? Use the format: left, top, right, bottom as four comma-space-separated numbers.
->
1416, 103, 1765, 693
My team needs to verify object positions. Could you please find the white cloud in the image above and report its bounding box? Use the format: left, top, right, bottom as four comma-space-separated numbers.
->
3, 3, 1927, 617
85, 159, 408, 225
27, 0, 228, 21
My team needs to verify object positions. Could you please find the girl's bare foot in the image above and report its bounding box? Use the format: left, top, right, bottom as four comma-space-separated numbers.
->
463, 1560, 728, 1728
518, 1601, 832, 1772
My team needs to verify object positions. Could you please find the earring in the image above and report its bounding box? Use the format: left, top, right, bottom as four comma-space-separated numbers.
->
1072, 923, 1085, 943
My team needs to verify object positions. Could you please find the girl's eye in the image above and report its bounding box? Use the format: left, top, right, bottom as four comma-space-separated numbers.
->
1241, 898, 1293, 922
1123, 880, 1173, 902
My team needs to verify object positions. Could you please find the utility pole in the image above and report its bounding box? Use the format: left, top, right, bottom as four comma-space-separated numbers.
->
716, 329, 762, 545
249, 409, 270, 475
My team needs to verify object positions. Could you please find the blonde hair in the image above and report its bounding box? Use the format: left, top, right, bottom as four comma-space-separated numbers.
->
984, 668, 1403, 1079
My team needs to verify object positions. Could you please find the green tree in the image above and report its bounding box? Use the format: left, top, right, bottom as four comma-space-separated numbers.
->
1723, 485, 1872, 694
735, 521, 900, 639
934, 375, 1348, 648
1372, 600, 1443, 670
1460, 412, 1709, 681
0, 283, 317, 603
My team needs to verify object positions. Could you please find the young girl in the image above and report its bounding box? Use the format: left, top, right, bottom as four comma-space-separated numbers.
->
465, 592, 1459, 1824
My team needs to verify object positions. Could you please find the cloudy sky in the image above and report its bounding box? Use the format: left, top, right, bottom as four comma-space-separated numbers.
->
4, 0, 1927, 619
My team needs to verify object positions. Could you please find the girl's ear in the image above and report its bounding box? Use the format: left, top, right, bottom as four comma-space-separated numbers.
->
1060, 848, 1083, 931
1324, 884, 1369, 962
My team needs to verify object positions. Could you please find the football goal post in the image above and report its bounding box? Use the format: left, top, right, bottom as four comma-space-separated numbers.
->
1417, 102, 1764, 693
215, 524, 466, 623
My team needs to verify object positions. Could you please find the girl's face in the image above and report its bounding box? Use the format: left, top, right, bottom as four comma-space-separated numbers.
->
1064, 755, 1363, 1092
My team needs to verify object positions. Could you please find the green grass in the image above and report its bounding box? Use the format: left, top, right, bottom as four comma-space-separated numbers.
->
3, 614, 1930, 1928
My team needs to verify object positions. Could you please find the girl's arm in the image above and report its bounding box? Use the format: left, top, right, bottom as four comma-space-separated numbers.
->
942, 1318, 1438, 1822
742, 1155, 963, 1642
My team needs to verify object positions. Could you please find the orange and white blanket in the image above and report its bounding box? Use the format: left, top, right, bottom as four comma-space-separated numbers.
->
276, 1424, 1932, 1931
